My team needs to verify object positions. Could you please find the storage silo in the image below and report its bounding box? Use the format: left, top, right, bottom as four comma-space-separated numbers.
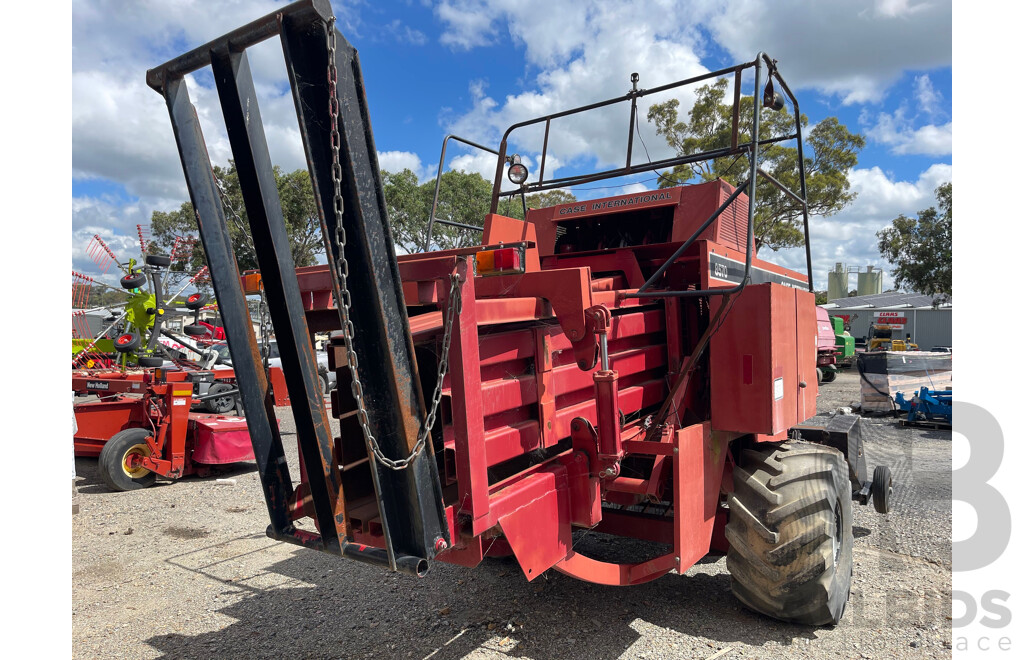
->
827, 262, 848, 301
857, 266, 883, 296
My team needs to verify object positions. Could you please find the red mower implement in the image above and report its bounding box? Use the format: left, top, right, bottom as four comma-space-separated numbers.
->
73, 365, 290, 491
147, 0, 892, 625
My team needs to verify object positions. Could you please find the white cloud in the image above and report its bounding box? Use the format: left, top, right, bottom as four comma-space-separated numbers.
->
436, 0, 499, 49
384, 19, 428, 46
435, 0, 951, 204
440, 1, 706, 173
71, 196, 164, 285
621, 183, 652, 195
864, 108, 952, 156
448, 151, 502, 181
870, 0, 931, 19
770, 163, 952, 288
914, 74, 942, 117
378, 150, 428, 179
696, 0, 951, 105
71, 0, 363, 280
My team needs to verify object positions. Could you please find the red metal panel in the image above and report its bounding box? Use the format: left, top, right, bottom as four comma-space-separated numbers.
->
710, 283, 808, 436
673, 422, 729, 573
482, 421, 541, 466
542, 251, 647, 288
189, 415, 254, 464
795, 288, 819, 420
546, 309, 665, 364
551, 345, 666, 401
73, 398, 147, 456
475, 267, 593, 341
447, 264, 491, 531
667, 180, 749, 252
479, 375, 539, 418
770, 288, 798, 432
478, 329, 535, 366
477, 297, 551, 327
552, 379, 665, 440
480, 213, 541, 273
498, 489, 572, 581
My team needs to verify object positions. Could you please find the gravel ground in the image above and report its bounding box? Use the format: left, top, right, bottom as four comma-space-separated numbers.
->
72, 368, 952, 659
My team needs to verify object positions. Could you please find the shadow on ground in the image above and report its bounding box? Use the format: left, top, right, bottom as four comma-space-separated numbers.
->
75, 456, 259, 494
145, 533, 825, 660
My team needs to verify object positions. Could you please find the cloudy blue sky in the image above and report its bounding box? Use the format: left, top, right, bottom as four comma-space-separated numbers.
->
71, 0, 952, 289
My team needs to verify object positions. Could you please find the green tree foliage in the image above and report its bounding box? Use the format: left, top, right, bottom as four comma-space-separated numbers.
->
814, 291, 828, 305
646, 79, 865, 250
381, 168, 576, 252
151, 163, 324, 287
496, 188, 579, 221
382, 168, 490, 252
154, 162, 578, 281
876, 182, 952, 297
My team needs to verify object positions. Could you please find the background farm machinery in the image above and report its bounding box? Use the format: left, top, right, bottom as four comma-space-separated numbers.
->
72, 232, 296, 490
72, 229, 219, 370
73, 339, 292, 492
896, 387, 953, 426
144, 0, 894, 626
815, 308, 856, 384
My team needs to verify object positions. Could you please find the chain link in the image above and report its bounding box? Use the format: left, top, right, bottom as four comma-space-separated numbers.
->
326, 16, 463, 470
258, 282, 272, 369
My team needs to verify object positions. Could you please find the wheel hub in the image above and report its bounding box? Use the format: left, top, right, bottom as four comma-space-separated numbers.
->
122, 443, 152, 479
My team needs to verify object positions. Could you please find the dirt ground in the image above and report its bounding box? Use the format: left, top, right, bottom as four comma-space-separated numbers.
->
72, 368, 952, 659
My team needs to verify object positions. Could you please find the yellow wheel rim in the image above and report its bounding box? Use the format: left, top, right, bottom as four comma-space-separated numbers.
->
122, 443, 153, 479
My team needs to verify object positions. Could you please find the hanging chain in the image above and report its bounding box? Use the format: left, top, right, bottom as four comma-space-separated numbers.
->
326, 16, 463, 470
258, 282, 272, 369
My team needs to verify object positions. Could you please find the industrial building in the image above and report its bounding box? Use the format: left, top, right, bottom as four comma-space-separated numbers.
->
821, 292, 952, 350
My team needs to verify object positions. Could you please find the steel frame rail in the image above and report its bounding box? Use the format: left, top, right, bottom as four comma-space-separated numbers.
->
146, 0, 448, 575
487, 53, 814, 291
424, 135, 496, 247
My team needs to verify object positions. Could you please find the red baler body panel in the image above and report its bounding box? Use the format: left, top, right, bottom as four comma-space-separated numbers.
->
294, 180, 812, 583
711, 284, 818, 436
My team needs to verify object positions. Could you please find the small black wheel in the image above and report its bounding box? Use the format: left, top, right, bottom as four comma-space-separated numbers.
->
145, 254, 172, 268
816, 367, 823, 385
113, 332, 140, 353
184, 324, 208, 337
137, 356, 163, 368
185, 292, 209, 311
204, 382, 235, 414
120, 272, 146, 289
872, 465, 893, 514
98, 428, 158, 491
822, 368, 837, 383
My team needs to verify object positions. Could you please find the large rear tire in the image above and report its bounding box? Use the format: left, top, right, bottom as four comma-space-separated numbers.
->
725, 440, 853, 625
